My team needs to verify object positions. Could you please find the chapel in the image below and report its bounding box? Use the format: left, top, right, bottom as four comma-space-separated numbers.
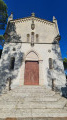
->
0, 13, 67, 119
0, 13, 66, 92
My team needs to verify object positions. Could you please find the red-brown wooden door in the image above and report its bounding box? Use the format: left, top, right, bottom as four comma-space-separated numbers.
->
24, 61, 39, 85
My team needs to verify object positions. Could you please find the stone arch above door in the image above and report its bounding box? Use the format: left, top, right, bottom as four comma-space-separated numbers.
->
25, 51, 39, 61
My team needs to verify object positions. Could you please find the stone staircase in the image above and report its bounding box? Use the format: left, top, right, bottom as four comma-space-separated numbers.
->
0, 86, 67, 119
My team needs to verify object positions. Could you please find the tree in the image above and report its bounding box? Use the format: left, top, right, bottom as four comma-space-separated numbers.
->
63, 58, 67, 79
63, 58, 67, 70
0, 0, 8, 55
0, 35, 5, 58
0, 34, 4, 45
0, 0, 8, 30
0, 35, 4, 40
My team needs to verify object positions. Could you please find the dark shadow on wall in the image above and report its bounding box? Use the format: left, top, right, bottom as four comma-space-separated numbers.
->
52, 43, 62, 59
47, 68, 52, 88
47, 43, 66, 94
53, 59, 64, 73
61, 84, 67, 98
52, 43, 66, 75
5, 21, 21, 42
52, 44, 67, 97
0, 51, 24, 94
0, 48, 24, 94
0, 22, 24, 94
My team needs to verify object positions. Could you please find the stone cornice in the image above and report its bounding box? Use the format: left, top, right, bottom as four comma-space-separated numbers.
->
10, 17, 55, 26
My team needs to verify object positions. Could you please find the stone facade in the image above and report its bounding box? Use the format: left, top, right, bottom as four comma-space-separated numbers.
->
0, 13, 66, 93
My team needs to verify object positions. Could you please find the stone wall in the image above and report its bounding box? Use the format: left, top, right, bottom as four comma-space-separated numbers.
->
0, 42, 66, 92
0, 16, 66, 93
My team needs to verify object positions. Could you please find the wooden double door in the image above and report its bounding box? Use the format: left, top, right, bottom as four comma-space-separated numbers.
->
24, 61, 39, 85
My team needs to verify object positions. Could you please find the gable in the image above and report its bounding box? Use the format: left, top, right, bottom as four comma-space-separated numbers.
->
5, 16, 60, 43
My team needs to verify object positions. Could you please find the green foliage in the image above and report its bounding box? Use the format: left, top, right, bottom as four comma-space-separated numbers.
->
0, 35, 4, 47
63, 58, 67, 70
63, 58, 67, 62
0, 0, 8, 29
0, 35, 4, 40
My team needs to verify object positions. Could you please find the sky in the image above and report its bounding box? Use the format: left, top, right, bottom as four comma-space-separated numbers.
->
0, 0, 67, 58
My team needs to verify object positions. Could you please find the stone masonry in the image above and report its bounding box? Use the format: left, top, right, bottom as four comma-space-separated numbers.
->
0, 13, 67, 119
0, 13, 66, 92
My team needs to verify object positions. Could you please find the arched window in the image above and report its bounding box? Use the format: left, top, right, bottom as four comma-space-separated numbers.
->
31, 32, 34, 46
49, 58, 53, 69
27, 34, 30, 42
52, 79, 55, 91
36, 34, 39, 42
10, 57, 15, 70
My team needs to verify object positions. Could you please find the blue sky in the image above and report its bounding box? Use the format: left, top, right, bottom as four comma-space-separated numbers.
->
0, 0, 67, 58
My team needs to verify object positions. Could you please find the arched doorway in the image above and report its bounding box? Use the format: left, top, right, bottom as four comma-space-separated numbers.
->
24, 51, 39, 85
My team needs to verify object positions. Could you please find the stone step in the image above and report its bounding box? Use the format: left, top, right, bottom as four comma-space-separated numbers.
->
16, 99, 66, 109
12, 89, 53, 93
11, 86, 52, 92
13, 85, 47, 89
0, 108, 67, 118
24, 93, 61, 102
12, 87, 51, 91
31, 108, 67, 118
2, 86, 55, 93
1, 91, 55, 98
0, 93, 61, 102
1, 86, 55, 97
11, 91, 55, 97
0, 97, 66, 109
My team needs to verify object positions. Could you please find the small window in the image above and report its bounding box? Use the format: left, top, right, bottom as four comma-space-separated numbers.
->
27, 34, 30, 42
36, 34, 39, 42
10, 57, 15, 70
49, 58, 53, 69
